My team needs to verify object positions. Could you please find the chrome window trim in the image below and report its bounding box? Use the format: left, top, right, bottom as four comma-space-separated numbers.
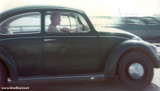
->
0, 12, 41, 35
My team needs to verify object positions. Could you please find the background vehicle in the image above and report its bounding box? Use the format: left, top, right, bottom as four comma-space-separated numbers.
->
0, 6, 160, 90
105, 16, 160, 43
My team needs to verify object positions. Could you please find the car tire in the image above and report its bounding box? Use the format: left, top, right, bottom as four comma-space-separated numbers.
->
117, 51, 153, 90
0, 63, 7, 87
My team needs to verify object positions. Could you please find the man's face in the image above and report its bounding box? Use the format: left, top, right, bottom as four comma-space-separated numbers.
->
51, 14, 61, 26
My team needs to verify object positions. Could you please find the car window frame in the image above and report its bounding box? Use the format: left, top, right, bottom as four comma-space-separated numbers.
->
0, 12, 42, 36
43, 10, 94, 36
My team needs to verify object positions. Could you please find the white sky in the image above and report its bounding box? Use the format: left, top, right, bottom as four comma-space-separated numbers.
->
0, 0, 160, 16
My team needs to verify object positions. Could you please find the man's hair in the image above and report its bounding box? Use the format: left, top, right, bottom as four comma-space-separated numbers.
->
50, 12, 59, 20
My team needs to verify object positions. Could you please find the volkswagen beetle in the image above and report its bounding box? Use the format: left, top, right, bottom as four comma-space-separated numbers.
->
0, 6, 160, 90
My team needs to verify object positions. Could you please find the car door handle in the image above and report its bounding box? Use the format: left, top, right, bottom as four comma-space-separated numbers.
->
44, 39, 56, 42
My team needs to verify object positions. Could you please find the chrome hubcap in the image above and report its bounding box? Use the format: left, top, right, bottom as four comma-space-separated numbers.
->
128, 63, 144, 80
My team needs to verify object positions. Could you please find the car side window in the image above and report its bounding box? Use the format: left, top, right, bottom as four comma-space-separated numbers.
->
45, 11, 90, 34
0, 12, 41, 35
77, 14, 91, 33
124, 18, 144, 25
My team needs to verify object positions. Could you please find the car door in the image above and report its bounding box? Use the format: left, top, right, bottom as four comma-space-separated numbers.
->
0, 12, 43, 76
43, 11, 100, 75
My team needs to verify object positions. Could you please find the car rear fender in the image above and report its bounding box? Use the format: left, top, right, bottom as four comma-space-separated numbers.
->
0, 47, 18, 81
104, 40, 160, 78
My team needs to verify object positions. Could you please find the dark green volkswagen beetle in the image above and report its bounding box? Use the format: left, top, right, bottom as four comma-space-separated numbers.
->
0, 6, 160, 90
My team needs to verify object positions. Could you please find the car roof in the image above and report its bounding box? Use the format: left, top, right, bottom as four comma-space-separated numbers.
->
0, 6, 85, 19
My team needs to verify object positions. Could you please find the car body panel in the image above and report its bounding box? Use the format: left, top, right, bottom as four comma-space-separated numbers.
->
43, 33, 100, 75
0, 35, 43, 77
0, 47, 18, 80
97, 28, 160, 78
103, 40, 160, 78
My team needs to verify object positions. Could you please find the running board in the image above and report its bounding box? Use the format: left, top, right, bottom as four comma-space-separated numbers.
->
19, 73, 105, 81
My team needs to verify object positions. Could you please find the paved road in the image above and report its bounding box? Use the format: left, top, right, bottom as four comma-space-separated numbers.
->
7, 68, 160, 91
152, 68, 160, 87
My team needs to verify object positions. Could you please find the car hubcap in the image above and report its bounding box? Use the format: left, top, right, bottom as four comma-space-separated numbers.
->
128, 63, 144, 80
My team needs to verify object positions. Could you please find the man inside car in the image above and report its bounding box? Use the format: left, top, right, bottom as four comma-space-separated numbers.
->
47, 12, 77, 33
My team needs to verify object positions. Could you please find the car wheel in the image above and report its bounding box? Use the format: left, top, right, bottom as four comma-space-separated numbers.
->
117, 51, 153, 90
0, 63, 7, 87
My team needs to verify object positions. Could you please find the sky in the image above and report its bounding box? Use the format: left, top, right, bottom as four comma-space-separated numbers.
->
0, 0, 160, 16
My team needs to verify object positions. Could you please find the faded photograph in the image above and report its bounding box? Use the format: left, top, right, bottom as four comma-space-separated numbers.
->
0, 0, 160, 91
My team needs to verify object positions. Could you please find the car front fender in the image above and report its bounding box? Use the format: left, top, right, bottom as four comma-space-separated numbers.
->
104, 39, 160, 78
0, 47, 18, 81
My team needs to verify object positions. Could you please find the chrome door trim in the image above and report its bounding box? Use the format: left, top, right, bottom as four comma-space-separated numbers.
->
19, 73, 104, 81
44, 39, 56, 42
